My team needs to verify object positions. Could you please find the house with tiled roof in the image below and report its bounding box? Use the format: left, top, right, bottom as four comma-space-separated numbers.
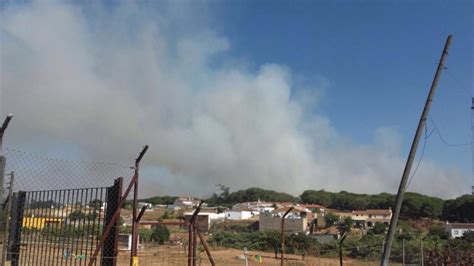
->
445, 222, 474, 239
351, 209, 392, 228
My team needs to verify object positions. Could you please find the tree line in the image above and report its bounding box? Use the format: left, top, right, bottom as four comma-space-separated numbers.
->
205, 186, 473, 221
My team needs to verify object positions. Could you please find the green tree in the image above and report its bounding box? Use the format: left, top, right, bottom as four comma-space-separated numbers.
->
324, 214, 340, 227
369, 222, 387, 235
89, 199, 103, 210
86, 211, 98, 221
69, 210, 86, 221
428, 225, 448, 240
462, 231, 474, 242
151, 224, 170, 244
339, 217, 354, 233
300, 190, 333, 206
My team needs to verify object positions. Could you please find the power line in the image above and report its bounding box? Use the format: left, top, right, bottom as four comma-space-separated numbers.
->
428, 116, 472, 147
406, 125, 428, 189
444, 68, 473, 97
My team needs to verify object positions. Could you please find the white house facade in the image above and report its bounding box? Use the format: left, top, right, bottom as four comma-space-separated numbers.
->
445, 222, 474, 238
224, 209, 259, 220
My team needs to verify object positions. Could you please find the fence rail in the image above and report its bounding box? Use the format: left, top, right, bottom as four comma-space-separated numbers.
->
4, 182, 123, 266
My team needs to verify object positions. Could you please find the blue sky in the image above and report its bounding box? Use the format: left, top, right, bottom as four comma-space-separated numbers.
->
210, 0, 473, 172
1, 0, 473, 197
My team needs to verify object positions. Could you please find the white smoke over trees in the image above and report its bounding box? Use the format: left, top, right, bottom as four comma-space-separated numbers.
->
0, 1, 468, 198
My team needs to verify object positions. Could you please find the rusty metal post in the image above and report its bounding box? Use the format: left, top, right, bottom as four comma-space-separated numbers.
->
0, 114, 13, 226
0, 114, 13, 151
280, 207, 294, 266
188, 222, 193, 266
89, 146, 148, 266
195, 226, 215, 266
339, 232, 348, 266
1, 171, 14, 266
131, 146, 148, 266
188, 201, 203, 266
192, 223, 197, 266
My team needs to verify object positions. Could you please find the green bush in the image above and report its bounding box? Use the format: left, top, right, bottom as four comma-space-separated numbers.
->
369, 222, 387, 235
151, 224, 170, 244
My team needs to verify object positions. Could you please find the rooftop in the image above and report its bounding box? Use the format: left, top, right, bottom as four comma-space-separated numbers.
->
447, 223, 474, 229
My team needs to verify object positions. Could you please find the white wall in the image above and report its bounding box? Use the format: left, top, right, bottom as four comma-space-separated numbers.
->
225, 211, 255, 220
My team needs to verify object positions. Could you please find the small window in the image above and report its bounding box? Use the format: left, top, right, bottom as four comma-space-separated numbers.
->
453, 230, 459, 235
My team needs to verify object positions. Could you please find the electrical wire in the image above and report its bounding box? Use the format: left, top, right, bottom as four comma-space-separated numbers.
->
406, 125, 428, 189
444, 68, 473, 97
428, 116, 472, 147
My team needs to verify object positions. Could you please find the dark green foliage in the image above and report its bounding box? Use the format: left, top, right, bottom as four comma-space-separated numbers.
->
442, 195, 474, 222
69, 210, 86, 221
161, 210, 170, 219
428, 225, 448, 240
369, 222, 387, 235
210, 222, 254, 234
139, 196, 178, 205
462, 231, 474, 242
324, 213, 340, 227
86, 211, 98, 221
338, 217, 354, 233
300, 190, 444, 219
209, 230, 317, 257
151, 224, 170, 244
89, 199, 103, 209
207, 186, 297, 206
300, 190, 333, 206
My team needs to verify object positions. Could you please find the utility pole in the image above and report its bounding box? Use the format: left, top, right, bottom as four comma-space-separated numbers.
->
380, 35, 452, 265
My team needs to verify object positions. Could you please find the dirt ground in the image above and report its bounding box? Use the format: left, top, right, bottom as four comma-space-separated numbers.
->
117, 245, 380, 266
2, 243, 381, 265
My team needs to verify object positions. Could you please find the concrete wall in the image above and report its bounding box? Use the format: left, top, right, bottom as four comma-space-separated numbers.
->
259, 212, 307, 233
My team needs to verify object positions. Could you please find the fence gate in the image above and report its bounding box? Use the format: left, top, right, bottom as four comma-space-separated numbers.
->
6, 178, 122, 266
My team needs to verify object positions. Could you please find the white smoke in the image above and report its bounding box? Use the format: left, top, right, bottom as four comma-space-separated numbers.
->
0, 1, 468, 198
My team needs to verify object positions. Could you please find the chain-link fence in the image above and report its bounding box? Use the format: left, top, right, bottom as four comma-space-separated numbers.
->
1, 147, 131, 265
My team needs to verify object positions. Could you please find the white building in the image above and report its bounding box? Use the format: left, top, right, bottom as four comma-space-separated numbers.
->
351, 209, 392, 228
168, 197, 200, 210
232, 200, 274, 213
445, 222, 474, 238
224, 209, 259, 220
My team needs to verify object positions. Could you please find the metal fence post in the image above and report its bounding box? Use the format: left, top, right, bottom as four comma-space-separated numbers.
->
102, 177, 123, 266
280, 207, 294, 266
0, 114, 13, 224
1, 172, 14, 266
7, 191, 25, 266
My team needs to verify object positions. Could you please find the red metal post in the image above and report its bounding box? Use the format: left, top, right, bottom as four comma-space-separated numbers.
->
193, 224, 197, 266
131, 146, 148, 266
88, 146, 148, 266
280, 207, 294, 266
188, 223, 193, 266
195, 226, 215, 266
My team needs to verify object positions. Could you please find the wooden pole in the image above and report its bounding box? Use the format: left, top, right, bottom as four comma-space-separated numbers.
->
381, 35, 452, 265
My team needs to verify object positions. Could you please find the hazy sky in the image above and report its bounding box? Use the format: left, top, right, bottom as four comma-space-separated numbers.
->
0, 0, 472, 198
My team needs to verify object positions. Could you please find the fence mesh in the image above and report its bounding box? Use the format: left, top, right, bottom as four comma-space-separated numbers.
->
1, 147, 129, 265
3, 148, 132, 192
1, 147, 473, 265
